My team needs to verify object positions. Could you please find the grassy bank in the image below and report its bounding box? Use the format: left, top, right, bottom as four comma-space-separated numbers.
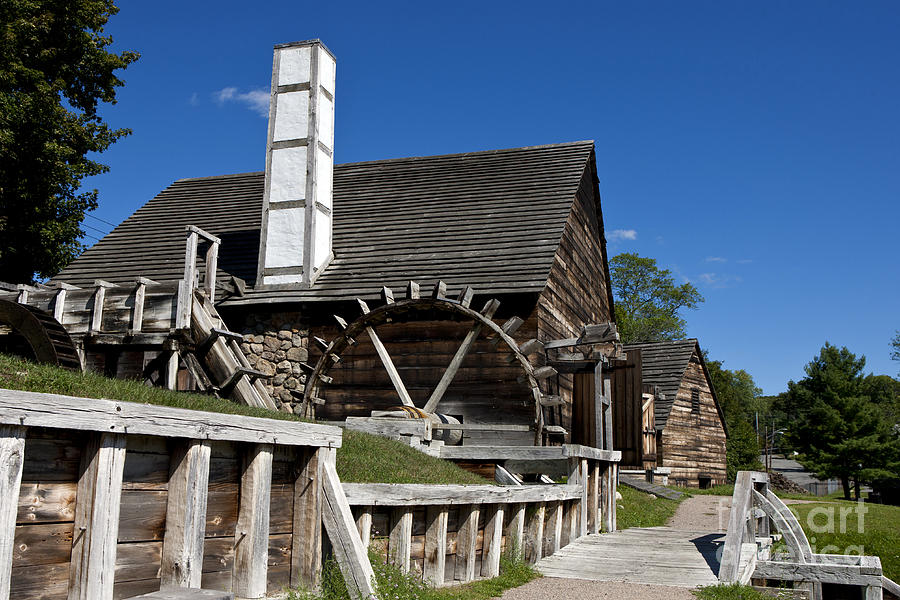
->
617, 484, 683, 528
0, 353, 487, 485
789, 500, 900, 581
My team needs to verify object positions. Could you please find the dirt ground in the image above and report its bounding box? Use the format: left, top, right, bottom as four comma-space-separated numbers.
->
495, 577, 699, 600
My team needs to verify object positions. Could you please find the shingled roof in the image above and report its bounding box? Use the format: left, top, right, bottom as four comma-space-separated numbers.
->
624, 339, 701, 429
55, 141, 596, 303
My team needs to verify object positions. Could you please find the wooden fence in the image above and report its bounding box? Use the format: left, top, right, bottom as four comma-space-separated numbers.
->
720, 471, 898, 600
0, 388, 345, 600
344, 445, 620, 587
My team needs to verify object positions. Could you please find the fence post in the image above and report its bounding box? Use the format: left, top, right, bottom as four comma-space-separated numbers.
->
0, 426, 25, 600
233, 443, 274, 599
424, 505, 448, 585
481, 504, 504, 578
161, 439, 211, 588
292, 447, 324, 589
455, 504, 479, 582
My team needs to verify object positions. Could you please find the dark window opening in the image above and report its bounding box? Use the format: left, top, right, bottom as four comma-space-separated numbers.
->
691, 387, 701, 415
699, 476, 712, 490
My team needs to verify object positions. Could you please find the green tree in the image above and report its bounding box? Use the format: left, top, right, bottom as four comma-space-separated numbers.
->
705, 355, 764, 480
892, 331, 900, 375
609, 253, 704, 343
0, 0, 138, 283
777, 343, 899, 499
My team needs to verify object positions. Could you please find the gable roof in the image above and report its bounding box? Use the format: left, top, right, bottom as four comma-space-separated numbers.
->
54, 141, 596, 304
624, 339, 702, 429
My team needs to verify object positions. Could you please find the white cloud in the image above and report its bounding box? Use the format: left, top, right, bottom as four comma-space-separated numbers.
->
705, 256, 727, 263
697, 272, 743, 288
212, 87, 270, 117
609, 229, 637, 242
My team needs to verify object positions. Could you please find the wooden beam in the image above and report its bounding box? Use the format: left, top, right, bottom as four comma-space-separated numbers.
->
431, 280, 447, 300
69, 432, 127, 600
545, 501, 563, 556
406, 281, 420, 300
455, 505, 479, 582
424, 505, 449, 585
456, 286, 474, 308
204, 238, 219, 302
166, 351, 180, 391
161, 440, 211, 588
589, 461, 600, 535
292, 447, 324, 589
524, 502, 544, 564
0, 426, 25, 600
355, 507, 372, 549
89, 280, 116, 333
233, 443, 273, 599
0, 388, 341, 447
594, 361, 604, 449
481, 504, 504, 578
341, 482, 582, 506
423, 320, 483, 413
579, 459, 589, 537
320, 449, 377, 600
480, 298, 501, 319
506, 503, 526, 560
53, 287, 67, 322
365, 325, 415, 407
381, 286, 395, 305
603, 373, 613, 451
389, 507, 413, 572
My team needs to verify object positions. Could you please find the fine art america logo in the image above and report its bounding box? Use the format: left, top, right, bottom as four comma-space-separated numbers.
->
714, 497, 869, 558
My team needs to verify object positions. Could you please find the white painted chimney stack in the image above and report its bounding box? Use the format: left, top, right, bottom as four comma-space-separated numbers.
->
257, 40, 336, 287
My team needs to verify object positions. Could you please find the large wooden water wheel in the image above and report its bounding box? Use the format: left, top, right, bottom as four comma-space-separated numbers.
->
302, 281, 558, 444
0, 298, 81, 370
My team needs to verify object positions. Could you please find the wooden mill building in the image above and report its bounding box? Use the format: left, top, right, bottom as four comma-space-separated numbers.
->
623, 339, 727, 488
40, 40, 617, 448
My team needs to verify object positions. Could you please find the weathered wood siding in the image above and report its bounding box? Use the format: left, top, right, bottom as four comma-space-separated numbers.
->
536, 166, 613, 440
611, 350, 644, 469
659, 352, 727, 487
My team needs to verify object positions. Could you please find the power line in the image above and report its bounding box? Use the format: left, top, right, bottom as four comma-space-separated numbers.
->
85, 213, 117, 228
81, 223, 109, 237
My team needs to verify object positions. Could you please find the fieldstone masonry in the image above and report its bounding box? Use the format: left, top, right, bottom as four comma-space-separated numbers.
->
236, 311, 311, 413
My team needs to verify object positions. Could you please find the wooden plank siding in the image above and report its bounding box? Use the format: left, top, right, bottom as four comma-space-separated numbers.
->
660, 352, 727, 487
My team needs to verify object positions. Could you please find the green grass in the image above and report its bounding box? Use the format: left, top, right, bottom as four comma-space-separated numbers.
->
788, 500, 900, 581
617, 484, 684, 528
693, 583, 793, 599
289, 548, 538, 600
0, 353, 488, 485
0, 352, 300, 421
337, 429, 488, 485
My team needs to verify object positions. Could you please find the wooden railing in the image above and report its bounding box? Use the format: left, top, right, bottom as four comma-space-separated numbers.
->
343, 445, 620, 586
0, 388, 357, 600
721, 471, 895, 600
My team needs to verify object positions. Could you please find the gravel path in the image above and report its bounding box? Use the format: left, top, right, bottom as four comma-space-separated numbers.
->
495, 577, 698, 599
668, 494, 733, 531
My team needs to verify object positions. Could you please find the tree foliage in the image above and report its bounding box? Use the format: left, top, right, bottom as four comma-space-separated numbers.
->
609, 253, 704, 343
776, 343, 899, 499
892, 331, 900, 375
0, 0, 138, 283
705, 354, 764, 480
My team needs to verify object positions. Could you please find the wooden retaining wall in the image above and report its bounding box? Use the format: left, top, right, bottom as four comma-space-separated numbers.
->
0, 389, 341, 600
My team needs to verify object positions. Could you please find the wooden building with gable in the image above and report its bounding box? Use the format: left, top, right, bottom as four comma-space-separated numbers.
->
623, 339, 727, 488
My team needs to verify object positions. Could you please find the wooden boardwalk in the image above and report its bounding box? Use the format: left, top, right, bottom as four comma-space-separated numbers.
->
537, 527, 724, 588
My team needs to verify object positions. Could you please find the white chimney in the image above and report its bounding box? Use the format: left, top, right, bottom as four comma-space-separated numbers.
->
257, 40, 335, 287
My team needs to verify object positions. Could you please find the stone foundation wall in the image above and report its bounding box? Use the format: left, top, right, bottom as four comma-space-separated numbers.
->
235, 311, 311, 414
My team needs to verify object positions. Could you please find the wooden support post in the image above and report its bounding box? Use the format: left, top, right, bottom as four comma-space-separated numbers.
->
719, 471, 754, 583
599, 463, 611, 533
292, 448, 323, 589
865, 585, 882, 600
455, 504, 479, 582
89, 280, 116, 333
366, 326, 415, 408
481, 504, 504, 578
567, 458, 580, 543
233, 443, 274, 599
390, 506, 413, 572
589, 461, 600, 535
603, 374, 613, 451
204, 239, 219, 302
183, 229, 199, 300
166, 351, 180, 391
545, 501, 562, 557
593, 360, 604, 449
524, 502, 544, 565
15, 286, 27, 304
161, 440, 211, 588
320, 448, 377, 600
505, 503, 525, 560
0, 426, 25, 600
423, 321, 483, 413
579, 459, 589, 537
69, 432, 127, 600
130, 277, 156, 334
424, 505, 449, 585
52, 283, 78, 322
355, 507, 372, 549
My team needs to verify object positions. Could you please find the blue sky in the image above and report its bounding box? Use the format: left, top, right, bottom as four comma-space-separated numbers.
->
82, 1, 900, 394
